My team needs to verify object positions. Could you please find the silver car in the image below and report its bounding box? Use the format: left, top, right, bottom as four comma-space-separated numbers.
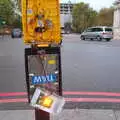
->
80, 26, 113, 41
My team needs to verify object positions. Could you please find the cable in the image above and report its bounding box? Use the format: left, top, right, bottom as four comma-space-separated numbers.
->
38, 53, 53, 95
34, 49, 50, 83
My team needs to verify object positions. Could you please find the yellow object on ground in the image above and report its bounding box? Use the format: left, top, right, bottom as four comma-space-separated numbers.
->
21, 0, 61, 45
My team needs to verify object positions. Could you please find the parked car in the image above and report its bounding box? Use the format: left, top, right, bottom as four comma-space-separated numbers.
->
11, 28, 22, 38
80, 26, 113, 41
0, 27, 12, 35
61, 28, 65, 34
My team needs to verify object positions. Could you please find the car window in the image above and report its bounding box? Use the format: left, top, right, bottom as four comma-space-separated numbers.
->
91, 28, 96, 32
105, 28, 112, 32
86, 28, 92, 32
13, 29, 21, 32
91, 28, 103, 32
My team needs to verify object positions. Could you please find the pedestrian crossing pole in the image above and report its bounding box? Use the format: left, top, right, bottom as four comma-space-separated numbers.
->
35, 109, 50, 120
22, 0, 63, 118
25, 46, 63, 120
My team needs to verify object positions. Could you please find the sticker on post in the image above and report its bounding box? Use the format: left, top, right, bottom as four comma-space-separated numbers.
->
31, 74, 57, 85
30, 88, 65, 114
48, 60, 56, 64
27, 9, 33, 14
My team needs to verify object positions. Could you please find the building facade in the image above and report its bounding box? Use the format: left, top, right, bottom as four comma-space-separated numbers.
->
113, 0, 120, 39
60, 3, 74, 28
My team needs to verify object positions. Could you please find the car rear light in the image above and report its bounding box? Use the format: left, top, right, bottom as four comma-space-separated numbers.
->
102, 32, 112, 35
102, 32, 106, 35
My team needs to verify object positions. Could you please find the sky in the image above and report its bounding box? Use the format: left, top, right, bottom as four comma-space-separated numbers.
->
61, 0, 115, 11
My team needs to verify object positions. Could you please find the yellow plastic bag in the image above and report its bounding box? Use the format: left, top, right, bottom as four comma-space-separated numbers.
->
21, 0, 61, 45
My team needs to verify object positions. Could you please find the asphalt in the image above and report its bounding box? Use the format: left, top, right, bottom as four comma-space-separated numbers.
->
1, 34, 120, 93
62, 35, 120, 92
0, 35, 25, 92
1, 34, 120, 110
1, 34, 120, 119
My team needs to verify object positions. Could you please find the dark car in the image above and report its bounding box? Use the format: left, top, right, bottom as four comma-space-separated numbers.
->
11, 28, 22, 38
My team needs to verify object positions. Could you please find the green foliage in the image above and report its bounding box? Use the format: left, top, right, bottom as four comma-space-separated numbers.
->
0, 0, 21, 28
97, 7, 114, 26
72, 2, 114, 33
12, 16, 22, 28
64, 22, 72, 30
0, 1, 114, 30
72, 2, 97, 33
0, 17, 6, 28
0, 0, 14, 25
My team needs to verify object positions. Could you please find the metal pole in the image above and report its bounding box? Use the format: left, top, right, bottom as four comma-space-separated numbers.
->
35, 109, 50, 120
25, 47, 50, 120
25, 47, 62, 120
34, 47, 62, 120
68, 0, 72, 23
30, 45, 50, 120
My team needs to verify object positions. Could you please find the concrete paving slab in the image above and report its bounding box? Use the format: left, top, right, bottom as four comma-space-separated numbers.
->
0, 111, 10, 120
0, 110, 34, 120
51, 109, 88, 120
0, 109, 117, 120
51, 109, 116, 120
114, 111, 120, 120
87, 109, 115, 120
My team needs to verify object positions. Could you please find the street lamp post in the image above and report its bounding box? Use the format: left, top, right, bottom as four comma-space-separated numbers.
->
68, 0, 72, 22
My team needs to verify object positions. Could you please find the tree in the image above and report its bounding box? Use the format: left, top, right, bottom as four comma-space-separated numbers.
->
0, 0, 22, 28
87, 9, 98, 27
97, 7, 114, 26
12, 16, 22, 28
64, 22, 72, 33
12, 0, 21, 15
0, 0, 15, 25
0, 17, 6, 28
72, 2, 98, 33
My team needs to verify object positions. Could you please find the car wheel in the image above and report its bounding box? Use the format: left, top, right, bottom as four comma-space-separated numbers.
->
19, 35, 22, 38
81, 36, 85, 40
106, 38, 111, 42
11, 35, 14, 38
90, 38, 94, 41
97, 36, 102, 41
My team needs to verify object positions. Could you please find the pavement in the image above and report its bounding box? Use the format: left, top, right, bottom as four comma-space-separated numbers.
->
0, 109, 120, 120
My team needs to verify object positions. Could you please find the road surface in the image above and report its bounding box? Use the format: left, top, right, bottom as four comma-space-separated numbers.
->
1, 34, 120, 109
